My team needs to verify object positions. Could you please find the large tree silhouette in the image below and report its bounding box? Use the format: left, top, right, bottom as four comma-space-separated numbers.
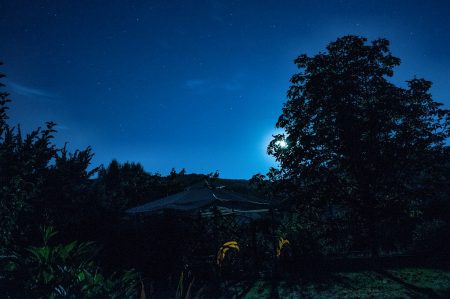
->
268, 36, 450, 257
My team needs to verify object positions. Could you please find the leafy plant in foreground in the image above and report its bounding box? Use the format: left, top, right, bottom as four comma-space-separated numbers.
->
2, 226, 138, 299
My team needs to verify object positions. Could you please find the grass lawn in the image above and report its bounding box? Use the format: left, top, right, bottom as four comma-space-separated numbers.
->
220, 268, 450, 298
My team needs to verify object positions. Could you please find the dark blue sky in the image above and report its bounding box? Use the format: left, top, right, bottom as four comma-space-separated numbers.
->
1, 0, 449, 178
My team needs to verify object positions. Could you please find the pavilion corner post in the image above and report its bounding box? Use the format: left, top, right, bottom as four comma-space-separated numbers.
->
270, 206, 278, 279
251, 222, 258, 273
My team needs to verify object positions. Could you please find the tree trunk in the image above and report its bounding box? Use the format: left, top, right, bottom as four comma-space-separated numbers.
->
369, 220, 379, 260
362, 185, 380, 261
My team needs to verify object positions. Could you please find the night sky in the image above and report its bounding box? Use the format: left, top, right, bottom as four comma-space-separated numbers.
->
1, 0, 449, 179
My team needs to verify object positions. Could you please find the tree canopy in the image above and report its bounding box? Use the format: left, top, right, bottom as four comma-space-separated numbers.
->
268, 35, 450, 256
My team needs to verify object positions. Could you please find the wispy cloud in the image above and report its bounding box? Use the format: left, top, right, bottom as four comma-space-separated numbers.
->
223, 72, 247, 91
55, 124, 69, 131
184, 79, 209, 89
8, 81, 56, 99
157, 40, 172, 50
183, 79, 212, 93
183, 72, 247, 93
207, 0, 227, 23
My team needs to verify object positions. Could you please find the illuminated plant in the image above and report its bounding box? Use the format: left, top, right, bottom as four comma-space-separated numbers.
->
276, 238, 290, 258
216, 241, 240, 266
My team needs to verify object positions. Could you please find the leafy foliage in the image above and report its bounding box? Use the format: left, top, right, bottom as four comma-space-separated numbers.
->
0, 64, 143, 297
0, 66, 102, 247
268, 36, 450, 256
2, 226, 138, 299
95, 160, 185, 215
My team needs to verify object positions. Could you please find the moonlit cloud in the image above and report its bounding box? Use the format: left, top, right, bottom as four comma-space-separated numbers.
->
223, 72, 246, 91
184, 73, 246, 93
184, 79, 209, 89
8, 81, 55, 99
55, 124, 69, 131
183, 79, 212, 94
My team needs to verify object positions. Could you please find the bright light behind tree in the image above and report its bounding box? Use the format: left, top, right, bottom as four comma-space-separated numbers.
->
276, 140, 288, 148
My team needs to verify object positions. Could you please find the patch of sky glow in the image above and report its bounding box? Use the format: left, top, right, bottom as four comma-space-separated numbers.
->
261, 128, 285, 165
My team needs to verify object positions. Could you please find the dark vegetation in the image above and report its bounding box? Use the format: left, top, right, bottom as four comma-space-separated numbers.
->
1, 36, 450, 298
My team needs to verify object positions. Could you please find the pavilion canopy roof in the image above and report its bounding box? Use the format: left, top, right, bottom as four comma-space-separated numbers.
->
126, 184, 270, 217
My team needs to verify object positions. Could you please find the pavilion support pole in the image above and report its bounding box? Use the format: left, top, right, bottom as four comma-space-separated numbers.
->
251, 222, 258, 274
270, 207, 278, 280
